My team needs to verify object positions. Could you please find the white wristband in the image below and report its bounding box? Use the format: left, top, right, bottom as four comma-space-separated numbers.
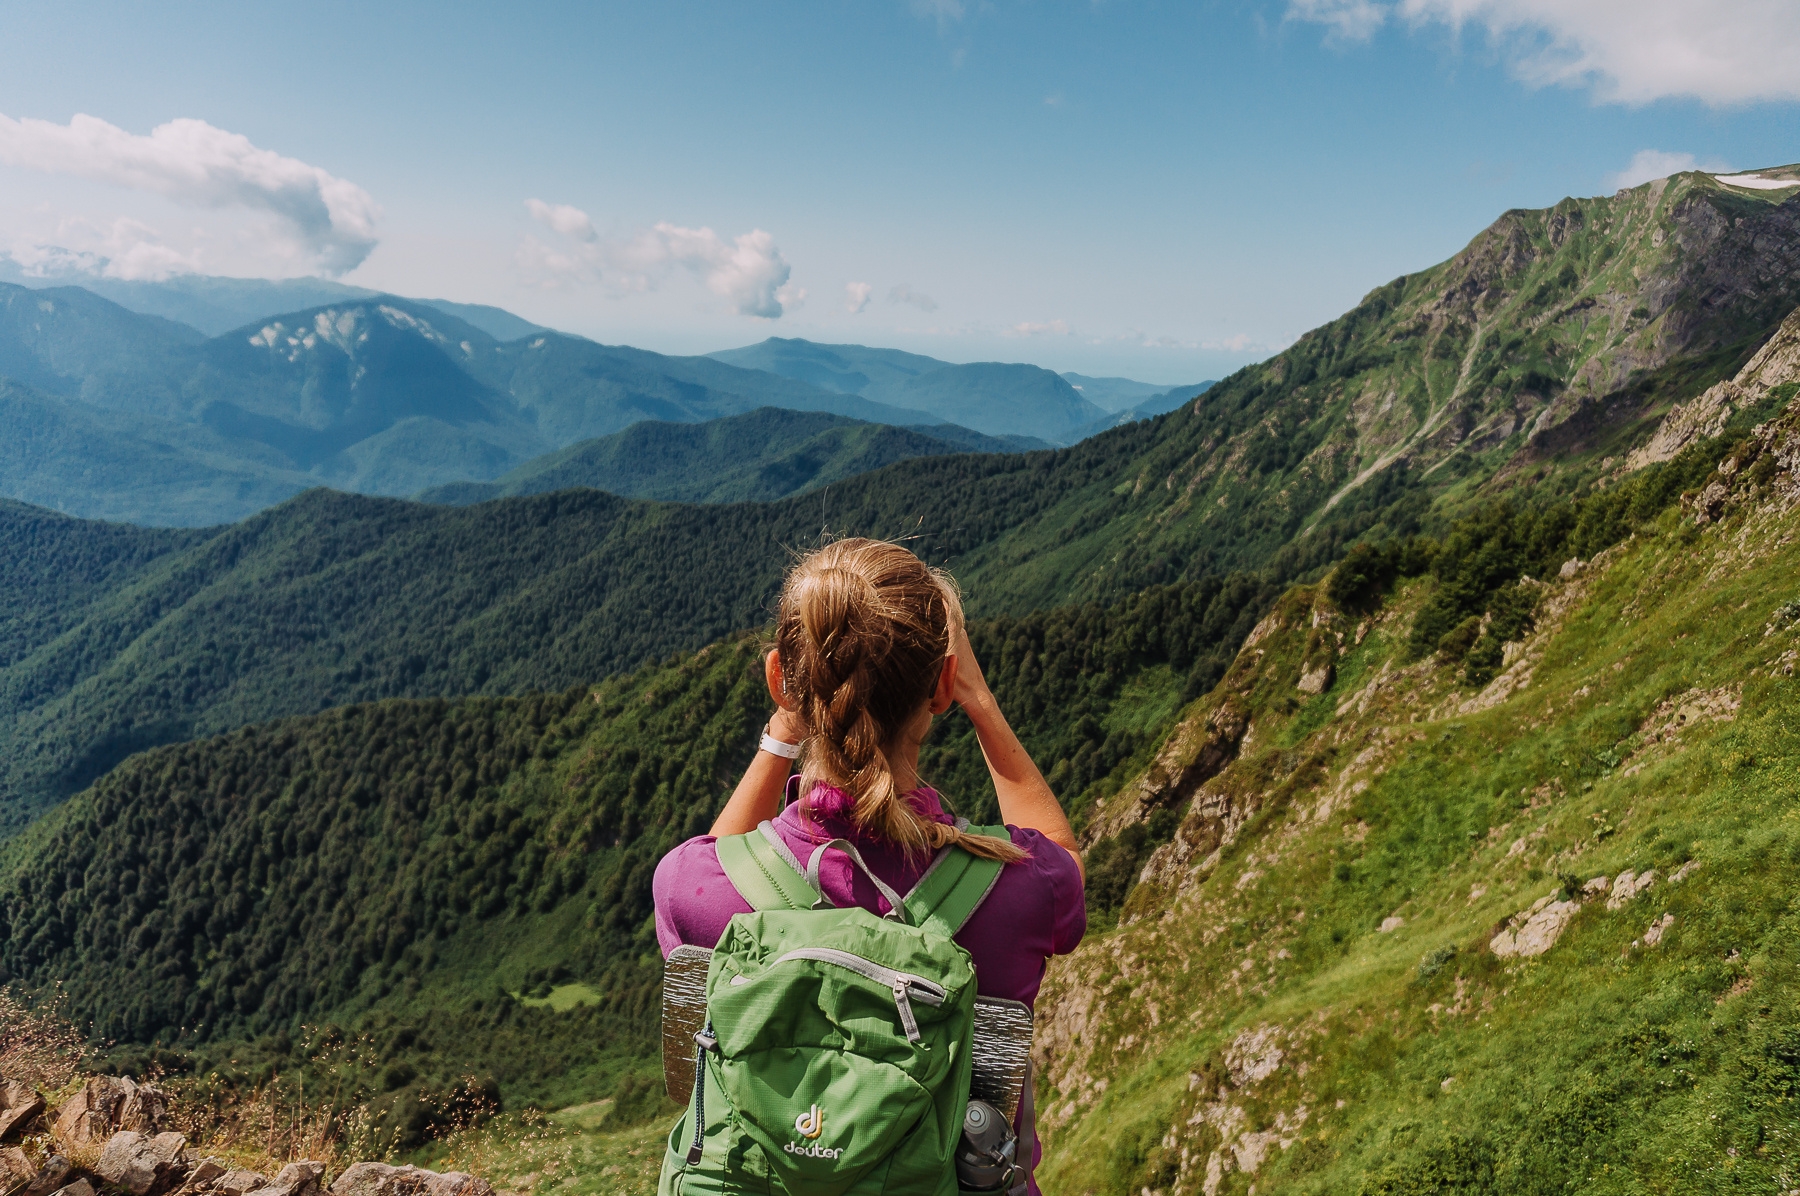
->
760, 733, 802, 759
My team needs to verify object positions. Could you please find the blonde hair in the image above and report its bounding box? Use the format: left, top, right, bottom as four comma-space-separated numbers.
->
775, 538, 1024, 864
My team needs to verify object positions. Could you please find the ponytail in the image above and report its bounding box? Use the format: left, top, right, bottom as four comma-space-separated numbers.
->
775, 539, 1024, 864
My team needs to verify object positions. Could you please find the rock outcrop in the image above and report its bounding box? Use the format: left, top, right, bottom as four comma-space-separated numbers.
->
1627, 301, 1800, 470
0, 1081, 45, 1140
53, 1077, 166, 1148
329, 1163, 494, 1196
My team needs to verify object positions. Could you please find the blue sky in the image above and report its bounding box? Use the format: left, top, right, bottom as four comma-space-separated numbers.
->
0, 0, 1795, 381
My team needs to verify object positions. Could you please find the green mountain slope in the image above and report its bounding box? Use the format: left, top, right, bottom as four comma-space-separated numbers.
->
415, 408, 1043, 506
1030, 385, 1800, 1193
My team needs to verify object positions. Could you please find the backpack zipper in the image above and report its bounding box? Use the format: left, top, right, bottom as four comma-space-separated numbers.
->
730, 948, 947, 1043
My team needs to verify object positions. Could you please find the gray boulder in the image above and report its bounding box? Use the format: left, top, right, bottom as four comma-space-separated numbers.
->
244, 1161, 325, 1196
328, 1163, 494, 1196
95, 1130, 188, 1196
48, 1182, 96, 1196
22, 1155, 74, 1196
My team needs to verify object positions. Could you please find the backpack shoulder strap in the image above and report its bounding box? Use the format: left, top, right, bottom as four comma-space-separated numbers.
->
903, 823, 1010, 938
715, 821, 826, 911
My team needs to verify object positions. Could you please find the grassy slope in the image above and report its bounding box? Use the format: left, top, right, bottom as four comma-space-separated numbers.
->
1030, 453, 1800, 1192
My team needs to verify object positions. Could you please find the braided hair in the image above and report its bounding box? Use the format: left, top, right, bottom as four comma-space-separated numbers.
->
775, 538, 1024, 863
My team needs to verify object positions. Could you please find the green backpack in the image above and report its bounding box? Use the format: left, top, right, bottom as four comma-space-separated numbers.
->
658, 820, 1009, 1196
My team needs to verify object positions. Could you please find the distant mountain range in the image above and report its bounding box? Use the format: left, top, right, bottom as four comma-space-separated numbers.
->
0, 271, 1192, 525
709, 336, 1211, 443
417, 407, 1044, 506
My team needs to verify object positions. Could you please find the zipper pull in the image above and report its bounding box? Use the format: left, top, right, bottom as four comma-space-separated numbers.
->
892, 978, 922, 1043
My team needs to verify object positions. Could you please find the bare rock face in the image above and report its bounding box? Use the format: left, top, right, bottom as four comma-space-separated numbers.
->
1628, 300, 1800, 471
0, 1080, 46, 1140
53, 1077, 167, 1148
95, 1130, 189, 1196
245, 1161, 326, 1196
329, 1163, 495, 1196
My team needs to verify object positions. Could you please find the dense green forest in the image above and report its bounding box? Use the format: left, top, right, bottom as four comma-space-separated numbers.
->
415, 407, 1038, 506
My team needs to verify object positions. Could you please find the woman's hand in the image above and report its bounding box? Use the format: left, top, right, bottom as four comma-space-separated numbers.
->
949, 623, 994, 713
768, 703, 807, 745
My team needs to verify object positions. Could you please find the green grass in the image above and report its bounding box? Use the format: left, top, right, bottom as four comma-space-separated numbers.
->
1036, 481, 1800, 1193
516, 985, 606, 1012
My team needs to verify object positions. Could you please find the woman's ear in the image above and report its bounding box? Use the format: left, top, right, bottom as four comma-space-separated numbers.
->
766, 648, 799, 711
929, 654, 958, 715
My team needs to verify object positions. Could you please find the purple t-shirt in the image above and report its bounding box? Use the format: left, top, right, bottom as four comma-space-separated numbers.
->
653, 780, 1086, 1003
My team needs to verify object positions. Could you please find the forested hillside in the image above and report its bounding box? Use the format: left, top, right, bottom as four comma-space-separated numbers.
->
416, 408, 1039, 506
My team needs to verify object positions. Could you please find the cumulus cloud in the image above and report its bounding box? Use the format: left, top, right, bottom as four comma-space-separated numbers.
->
888, 283, 939, 312
844, 281, 873, 313
1004, 319, 1073, 337
1287, 0, 1800, 105
524, 199, 596, 242
1604, 149, 1733, 191
0, 112, 380, 274
522, 200, 795, 318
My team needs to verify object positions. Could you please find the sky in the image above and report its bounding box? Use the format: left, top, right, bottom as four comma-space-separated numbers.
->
0, 0, 1795, 383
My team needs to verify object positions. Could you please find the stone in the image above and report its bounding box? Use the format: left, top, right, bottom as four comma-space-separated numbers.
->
23, 1155, 74, 1196
1297, 661, 1333, 695
213, 1169, 270, 1196
1378, 916, 1404, 933
329, 1162, 495, 1196
0, 1081, 45, 1140
1490, 899, 1580, 957
49, 1182, 95, 1196
95, 1130, 188, 1196
1, 1146, 37, 1186
246, 1161, 326, 1196
53, 1077, 167, 1148
1642, 914, 1675, 947
185, 1159, 227, 1189
1606, 869, 1656, 910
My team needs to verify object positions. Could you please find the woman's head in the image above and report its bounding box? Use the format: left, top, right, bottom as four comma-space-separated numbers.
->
774, 538, 1020, 862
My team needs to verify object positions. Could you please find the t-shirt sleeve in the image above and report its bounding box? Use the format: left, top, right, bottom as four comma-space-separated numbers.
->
652, 835, 751, 958
1009, 825, 1088, 955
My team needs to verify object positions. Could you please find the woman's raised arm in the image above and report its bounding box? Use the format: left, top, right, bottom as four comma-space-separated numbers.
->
948, 625, 1084, 881
710, 650, 806, 837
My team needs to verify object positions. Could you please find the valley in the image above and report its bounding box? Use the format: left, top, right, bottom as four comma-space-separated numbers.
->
0, 167, 1798, 1194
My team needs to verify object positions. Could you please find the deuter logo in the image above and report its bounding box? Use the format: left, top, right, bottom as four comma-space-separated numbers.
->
785, 1104, 843, 1160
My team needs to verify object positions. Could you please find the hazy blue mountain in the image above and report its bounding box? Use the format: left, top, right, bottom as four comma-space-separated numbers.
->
708, 337, 1115, 442
0, 378, 313, 525
1067, 380, 1216, 441
0, 291, 950, 522
1060, 372, 1187, 412
708, 337, 955, 394
862, 361, 1107, 441
416, 407, 1043, 505
0, 260, 551, 342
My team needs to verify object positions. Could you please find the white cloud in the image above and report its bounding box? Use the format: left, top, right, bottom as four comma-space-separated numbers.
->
1287, 0, 1800, 105
0, 112, 379, 274
1286, 0, 1388, 41
524, 199, 596, 242
1004, 319, 1073, 337
522, 201, 795, 318
910, 0, 965, 25
1604, 149, 1732, 191
888, 283, 939, 312
844, 281, 872, 313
